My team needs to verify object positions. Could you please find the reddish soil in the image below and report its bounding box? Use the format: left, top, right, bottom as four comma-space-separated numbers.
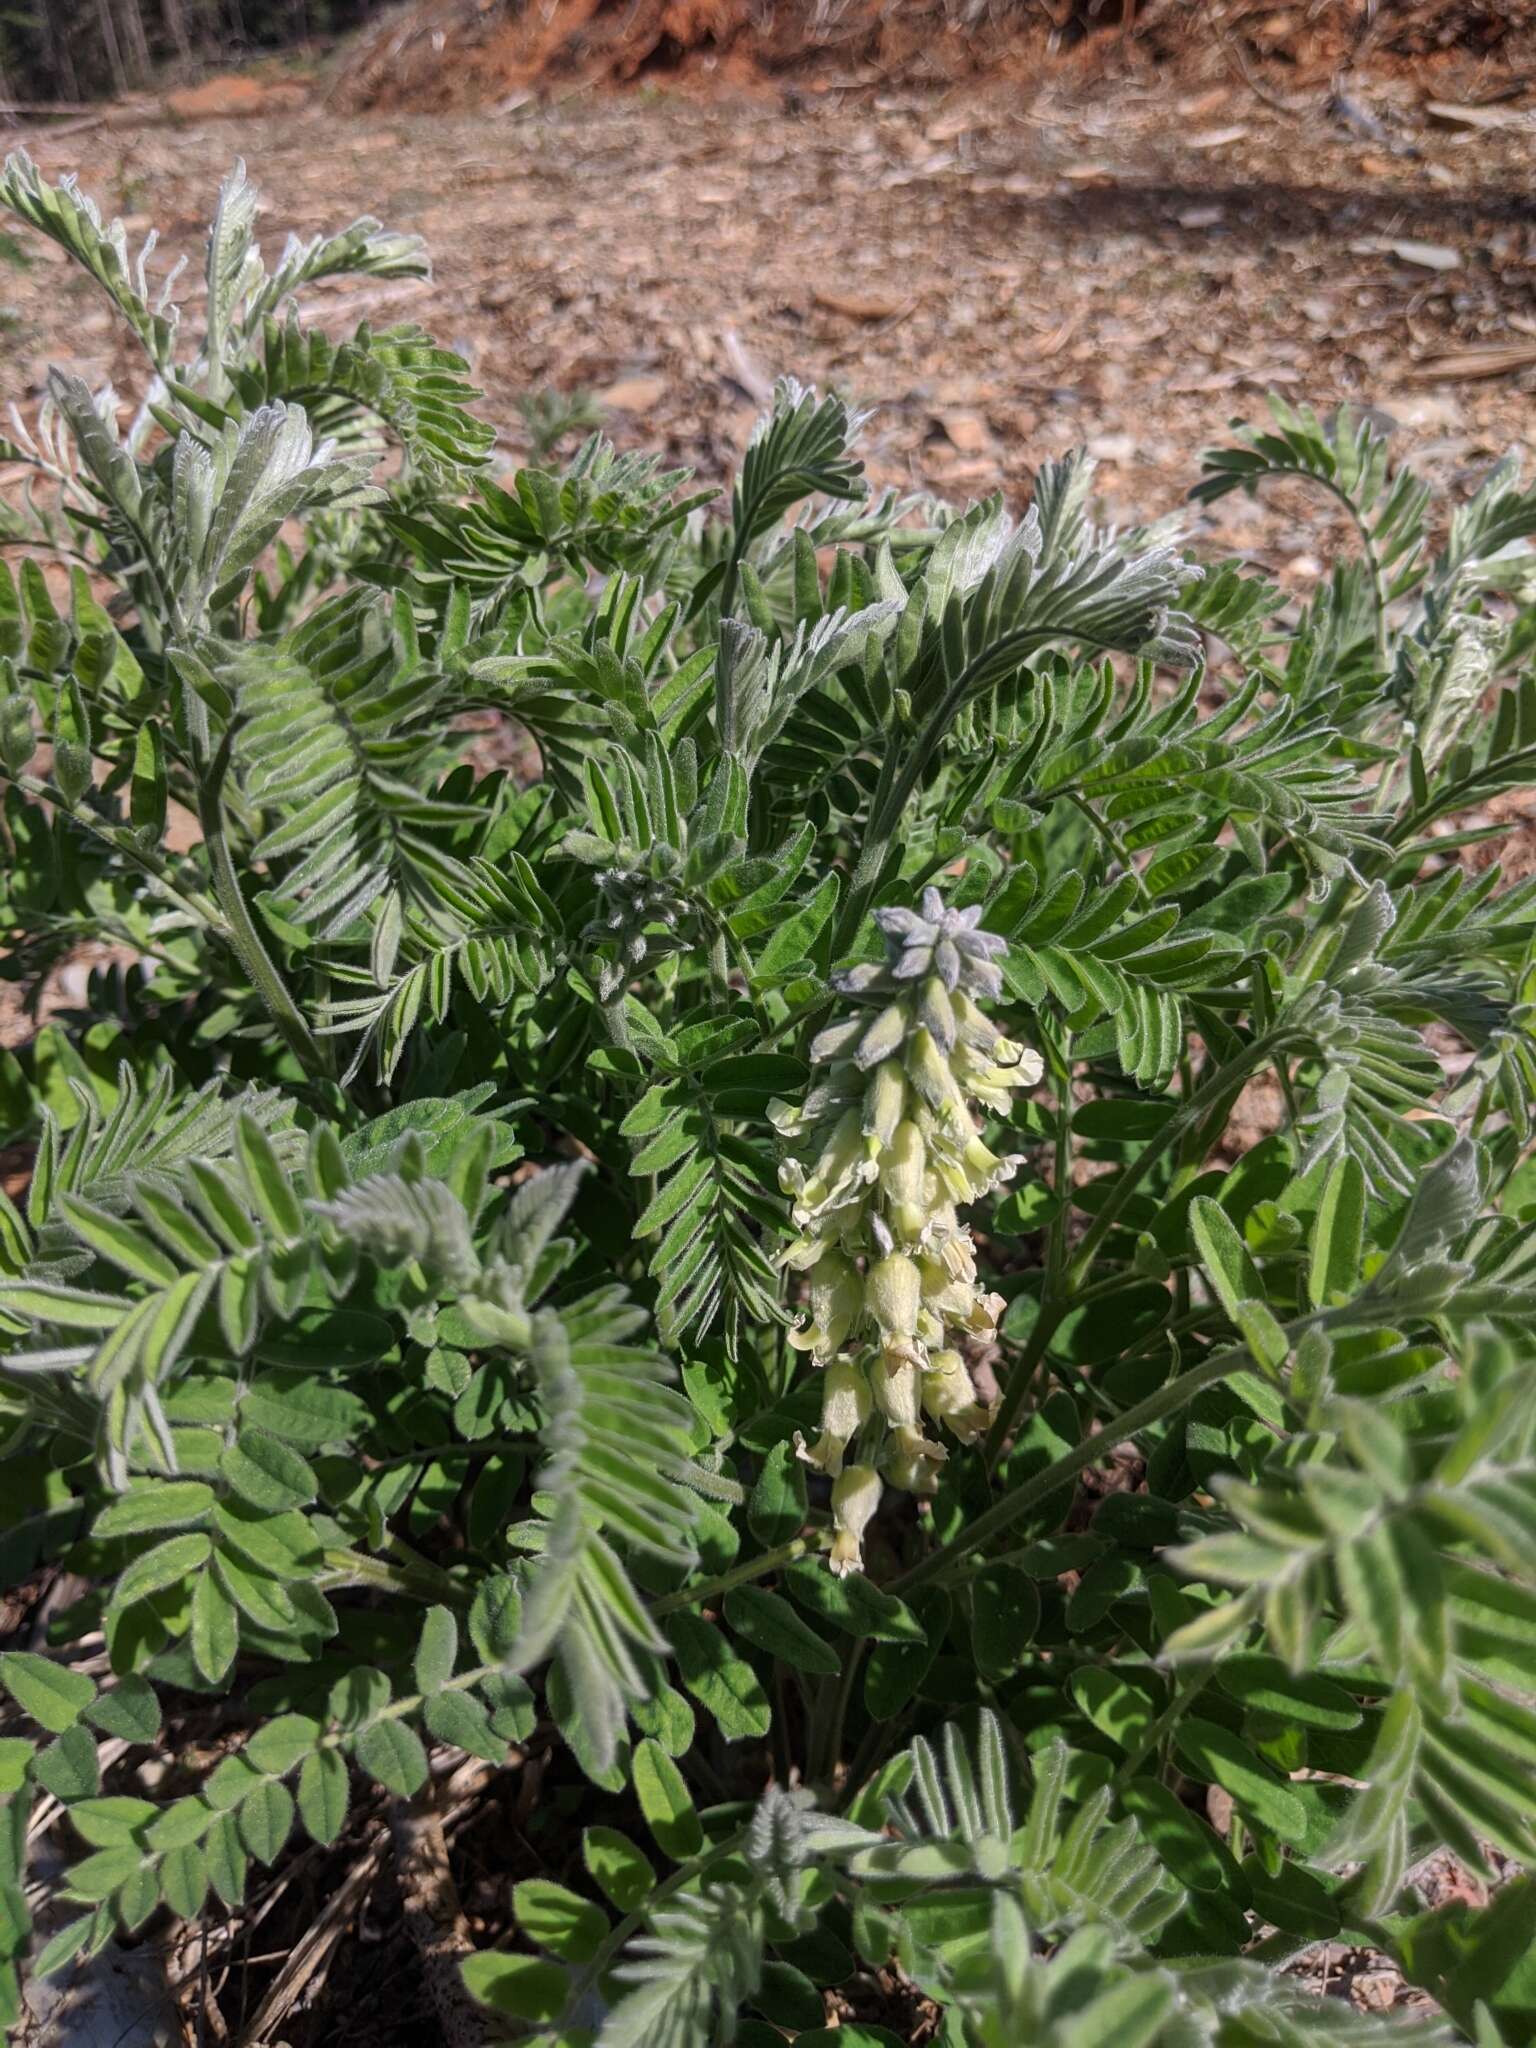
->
330, 0, 1536, 113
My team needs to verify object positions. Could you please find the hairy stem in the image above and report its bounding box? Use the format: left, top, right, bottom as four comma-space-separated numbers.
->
1063, 1028, 1290, 1292
651, 1532, 829, 1619
319, 1548, 468, 1606
1109, 1668, 1213, 1789
985, 1029, 1284, 1468
196, 729, 327, 1075
811, 1637, 868, 1790
835, 624, 1148, 957
564, 1829, 748, 2021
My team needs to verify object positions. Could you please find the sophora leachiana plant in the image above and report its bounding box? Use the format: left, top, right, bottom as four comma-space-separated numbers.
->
0, 153, 1531, 2047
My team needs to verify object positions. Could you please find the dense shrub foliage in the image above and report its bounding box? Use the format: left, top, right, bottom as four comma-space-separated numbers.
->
0, 153, 1534, 2045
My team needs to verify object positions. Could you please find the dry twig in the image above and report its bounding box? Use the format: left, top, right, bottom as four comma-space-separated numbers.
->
388, 1784, 491, 2048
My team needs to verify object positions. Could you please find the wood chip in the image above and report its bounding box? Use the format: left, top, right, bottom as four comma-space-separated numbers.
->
1351, 236, 1461, 271
1406, 343, 1536, 383
720, 327, 773, 407
938, 409, 991, 453
1186, 125, 1249, 149
1425, 100, 1536, 131
598, 375, 666, 410
812, 286, 903, 321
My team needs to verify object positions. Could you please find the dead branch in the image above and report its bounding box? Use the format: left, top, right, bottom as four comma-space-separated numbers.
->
388, 1782, 491, 2048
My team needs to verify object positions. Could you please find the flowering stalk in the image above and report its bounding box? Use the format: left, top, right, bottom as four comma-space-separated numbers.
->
772, 888, 1041, 1574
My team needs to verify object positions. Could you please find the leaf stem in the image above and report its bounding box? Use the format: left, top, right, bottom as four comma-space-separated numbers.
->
362, 1439, 529, 1473
319, 1548, 469, 1606
16, 772, 223, 932
1063, 1029, 1289, 1292
1109, 1667, 1212, 1789
835, 623, 1157, 957
985, 1030, 1283, 1469
1066, 793, 1151, 905
196, 728, 327, 1075
651, 1532, 828, 1619
811, 1636, 868, 1790
982, 1297, 1065, 1475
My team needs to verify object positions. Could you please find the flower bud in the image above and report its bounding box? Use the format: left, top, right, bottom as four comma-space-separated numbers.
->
904, 1026, 970, 1126
871, 1356, 921, 1429
865, 1252, 921, 1358
808, 1014, 865, 1065
793, 1355, 871, 1477
922, 1349, 992, 1445
787, 1252, 863, 1363
829, 1463, 882, 1577
863, 1060, 907, 1148
856, 999, 909, 1071
918, 974, 956, 1052
879, 1119, 930, 1242
882, 1424, 946, 1496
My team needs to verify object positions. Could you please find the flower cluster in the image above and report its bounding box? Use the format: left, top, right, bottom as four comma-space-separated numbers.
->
582, 860, 694, 1000
771, 888, 1042, 1575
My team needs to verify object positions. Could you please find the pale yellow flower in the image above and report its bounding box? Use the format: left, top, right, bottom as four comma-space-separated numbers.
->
793, 1354, 872, 1477
922, 1348, 993, 1445
787, 1251, 863, 1364
829, 1463, 882, 1577
882, 1423, 947, 1496
865, 1251, 922, 1363
880, 1120, 931, 1243
773, 890, 1038, 1569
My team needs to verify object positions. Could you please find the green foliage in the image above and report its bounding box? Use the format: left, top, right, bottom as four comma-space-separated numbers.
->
0, 153, 1533, 2047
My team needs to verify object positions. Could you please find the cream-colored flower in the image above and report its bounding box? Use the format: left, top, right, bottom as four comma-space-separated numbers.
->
792, 1108, 877, 1226
882, 1423, 947, 1496
787, 1252, 863, 1364
916, 974, 957, 1051
862, 1060, 907, 1149
856, 1000, 908, 1070
794, 1354, 871, 1476
922, 1348, 993, 1445
905, 1026, 972, 1127
879, 1119, 930, 1243
830, 1463, 883, 1577
865, 1252, 922, 1364
871, 1355, 922, 1430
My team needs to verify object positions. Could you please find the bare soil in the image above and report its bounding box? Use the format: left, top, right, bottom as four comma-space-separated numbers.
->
6, 63, 1536, 558
330, 0, 1536, 111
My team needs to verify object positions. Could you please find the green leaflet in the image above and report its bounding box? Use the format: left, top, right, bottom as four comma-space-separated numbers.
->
723, 1587, 840, 1676
663, 1613, 772, 1741
631, 1738, 703, 1861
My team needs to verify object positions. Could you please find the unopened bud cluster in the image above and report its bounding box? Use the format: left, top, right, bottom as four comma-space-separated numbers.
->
771, 888, 1041, 1576
583, 861, 693, 1001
